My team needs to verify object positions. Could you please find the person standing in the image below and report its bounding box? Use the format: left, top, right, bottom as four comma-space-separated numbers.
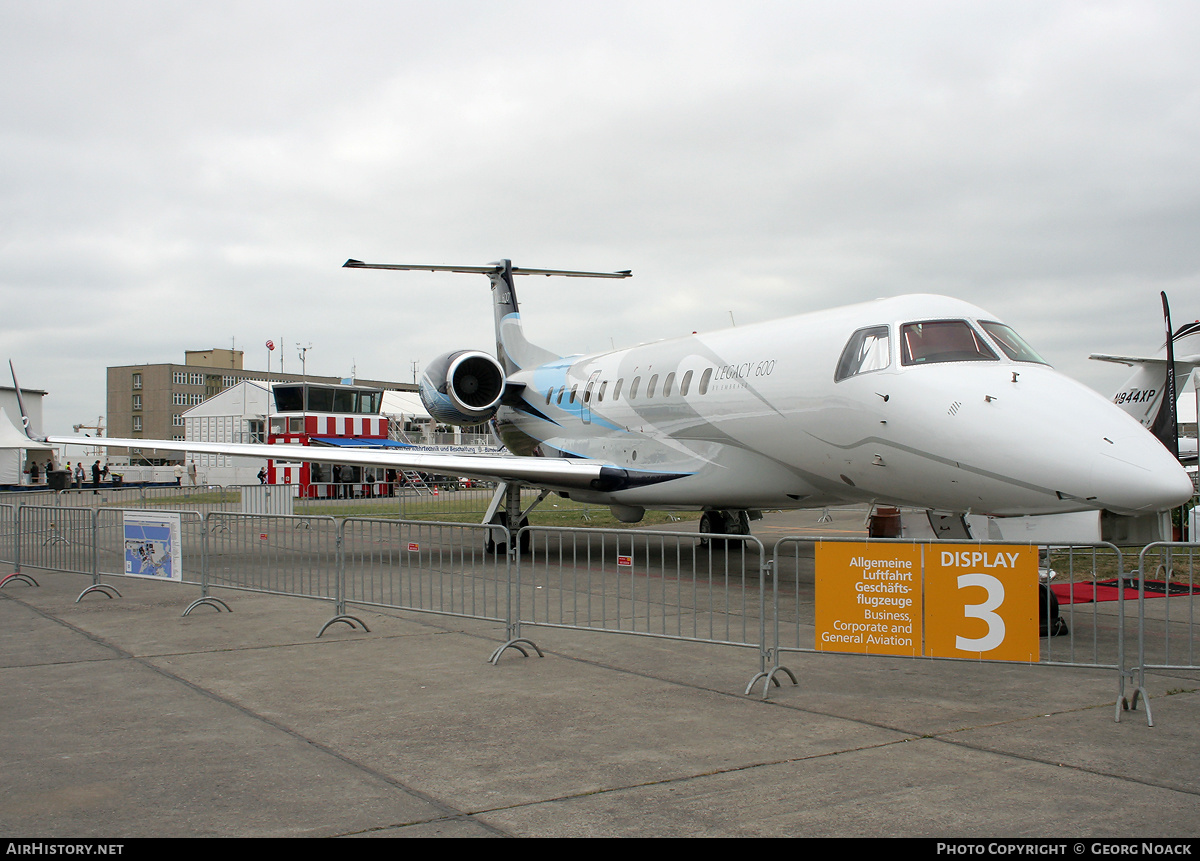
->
174, 463, 183, 486
91, 460, 101, 494
74, 462, 85, 488
187, 460, 197, 486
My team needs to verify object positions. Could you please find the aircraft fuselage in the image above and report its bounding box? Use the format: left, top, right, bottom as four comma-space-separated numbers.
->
497, 295, 1192, 517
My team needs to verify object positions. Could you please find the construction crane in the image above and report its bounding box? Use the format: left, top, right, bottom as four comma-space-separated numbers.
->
71, 417, 106, 457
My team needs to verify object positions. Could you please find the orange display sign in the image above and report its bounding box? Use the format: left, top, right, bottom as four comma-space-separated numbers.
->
814, 542, 922, 656
814, 542, 1039, 662
924, 546, 1039, 661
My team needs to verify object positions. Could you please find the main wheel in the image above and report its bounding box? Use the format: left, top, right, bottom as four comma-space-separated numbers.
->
485, 511, 507, 555
699, 511, 728, 550
484, 513, 531, 555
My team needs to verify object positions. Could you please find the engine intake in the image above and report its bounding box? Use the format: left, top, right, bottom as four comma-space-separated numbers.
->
419, 350, 506, 426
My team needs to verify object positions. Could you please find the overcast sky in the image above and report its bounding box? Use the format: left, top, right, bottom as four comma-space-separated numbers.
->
3, 0, 1199, 433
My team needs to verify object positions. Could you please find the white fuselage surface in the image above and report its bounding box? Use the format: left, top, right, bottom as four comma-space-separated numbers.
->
497, 295, 1190, 517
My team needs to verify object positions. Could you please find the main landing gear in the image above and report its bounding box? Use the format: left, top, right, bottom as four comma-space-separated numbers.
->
698, 510, 756, 549
483, 481, 548, 555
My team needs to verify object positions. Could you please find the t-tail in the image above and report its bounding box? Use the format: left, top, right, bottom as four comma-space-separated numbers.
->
344, 258, 631, 374
1089, 293, 1200, 457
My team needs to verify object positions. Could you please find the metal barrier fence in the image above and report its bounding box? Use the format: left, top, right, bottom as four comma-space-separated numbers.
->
513, 526, 769, 657
5, 503, 1199, 723
16, 505, 96, 578
0, 503, 15, 567
0, 482, 608, 522
0, 490, 56, 507
1129, 542, 1200, 724
340, 518, 510, 625
203, 512, 341, 602
1137, 542, 1199, 670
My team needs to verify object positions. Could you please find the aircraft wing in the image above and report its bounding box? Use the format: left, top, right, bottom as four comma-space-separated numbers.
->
40, 433, 659, 494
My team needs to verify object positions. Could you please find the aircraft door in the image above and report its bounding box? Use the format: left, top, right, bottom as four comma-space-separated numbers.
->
582, 371, 602, 424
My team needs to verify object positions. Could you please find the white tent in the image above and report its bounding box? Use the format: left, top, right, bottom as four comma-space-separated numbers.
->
0, 407, 54, 485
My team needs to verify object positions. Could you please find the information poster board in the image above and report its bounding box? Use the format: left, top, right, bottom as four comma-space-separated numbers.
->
815, 543, 922, 656
122, 511, 182, 581
815, 542, 1038, 662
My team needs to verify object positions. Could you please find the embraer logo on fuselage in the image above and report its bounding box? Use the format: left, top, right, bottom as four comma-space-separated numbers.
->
1114, 388, 1156, 405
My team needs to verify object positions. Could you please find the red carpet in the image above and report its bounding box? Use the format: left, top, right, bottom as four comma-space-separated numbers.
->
1051, 579, 1199, 605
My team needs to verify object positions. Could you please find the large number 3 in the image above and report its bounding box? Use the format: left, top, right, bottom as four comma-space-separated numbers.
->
955, 573, 1005, 652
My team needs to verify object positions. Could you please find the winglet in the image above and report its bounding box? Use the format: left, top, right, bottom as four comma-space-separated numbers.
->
7, 360, 41, 441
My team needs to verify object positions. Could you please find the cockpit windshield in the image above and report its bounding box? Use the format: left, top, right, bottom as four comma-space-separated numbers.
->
979, 321, 1049, 365
900, 320, 998, 365
835, 326, 890, 381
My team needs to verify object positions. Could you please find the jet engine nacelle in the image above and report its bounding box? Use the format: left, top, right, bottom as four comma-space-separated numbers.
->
419, 350, 506, 426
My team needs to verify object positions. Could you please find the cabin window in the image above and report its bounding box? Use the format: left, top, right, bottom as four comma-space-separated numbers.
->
835, 326, 891, 382
597, 381, 607, 402
680, 370, 693, 396
545, 389, 553, 405
900, 320, 998, 366
569, 384, 578, 403
979, 321, 1049, 365
699, 368, 712, 394
647, 374, 659, 398
584, 381, 594, 403
663, 372, 675, 397
613, 378, 623, 400
556, 386, 565, 405
630, 376, 641, 399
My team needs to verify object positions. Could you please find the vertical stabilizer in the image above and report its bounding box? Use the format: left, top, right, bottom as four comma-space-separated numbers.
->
488, 260, 560, 374
1091, 313, 1200, 448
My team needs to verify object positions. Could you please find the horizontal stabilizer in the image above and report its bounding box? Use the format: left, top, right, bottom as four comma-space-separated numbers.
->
344, 260, 631, 279
1089, 353, 1164, 367
1090, 353, 1200, 367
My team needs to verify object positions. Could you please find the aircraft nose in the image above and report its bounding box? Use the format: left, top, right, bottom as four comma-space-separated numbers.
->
1091, 430, 1195, 515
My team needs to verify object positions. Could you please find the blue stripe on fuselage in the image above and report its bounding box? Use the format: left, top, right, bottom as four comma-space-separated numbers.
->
529, 357, 625, 433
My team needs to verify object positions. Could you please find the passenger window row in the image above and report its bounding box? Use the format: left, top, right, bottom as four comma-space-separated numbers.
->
545, 367, 715, 406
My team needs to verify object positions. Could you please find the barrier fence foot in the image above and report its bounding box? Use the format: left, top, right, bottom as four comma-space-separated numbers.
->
317, 614, 370, 638
76, 583, 120, 602
1116, 686, 1154, 727
745, 664, 799, 699
490, 638, 544, 664
183, 596, 232, 616
0, 572, 38, 589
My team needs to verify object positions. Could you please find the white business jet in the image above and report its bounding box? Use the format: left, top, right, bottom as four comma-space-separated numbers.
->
11, 259, 1194, 546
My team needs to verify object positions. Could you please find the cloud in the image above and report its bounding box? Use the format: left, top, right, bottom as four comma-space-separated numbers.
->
2, 1, 1199, 433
